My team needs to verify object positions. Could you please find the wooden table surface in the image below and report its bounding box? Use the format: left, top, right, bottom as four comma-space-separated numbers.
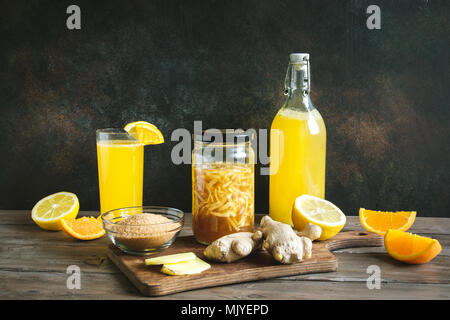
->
1, 210, 449, 300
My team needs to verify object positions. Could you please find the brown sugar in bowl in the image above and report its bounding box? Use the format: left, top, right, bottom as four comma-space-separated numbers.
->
101, 206, 184, 255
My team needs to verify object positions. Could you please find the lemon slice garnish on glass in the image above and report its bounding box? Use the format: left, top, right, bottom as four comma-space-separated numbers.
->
292, 194, 346, 240
124, 121, 164, 145
31, 192, 79, 231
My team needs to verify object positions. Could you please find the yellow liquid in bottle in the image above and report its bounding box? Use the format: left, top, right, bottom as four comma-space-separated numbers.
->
97, 140, 144, 214
269, 108, 326, 225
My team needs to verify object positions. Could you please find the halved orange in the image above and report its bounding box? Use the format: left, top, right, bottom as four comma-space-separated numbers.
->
359, 208, 416, 235
384, 229, 441, 264
124, 121, 164, 145
60, 216, 105, 240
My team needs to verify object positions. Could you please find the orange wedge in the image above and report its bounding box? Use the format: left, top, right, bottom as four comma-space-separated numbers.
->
124, 121, 164, 145
384, 229, 441, 264
359, 208, 416, 235
60, 216, 105, 240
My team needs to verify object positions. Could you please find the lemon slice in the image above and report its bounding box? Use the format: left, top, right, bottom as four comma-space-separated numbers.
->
292, 194, 346, 240
124, 121, 164, 145
31, 192, 79, 231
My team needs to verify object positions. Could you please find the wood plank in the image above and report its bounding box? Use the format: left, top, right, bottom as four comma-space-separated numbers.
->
0, 210, 100, 225
1, 269, 448, 300
1, 210, 449, 234
341, 216, 450, 235
1, 239, 448, 284
279, 252, 450, 284
1, 210, 449, 299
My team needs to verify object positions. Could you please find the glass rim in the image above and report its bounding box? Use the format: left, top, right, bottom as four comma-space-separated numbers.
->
96, 128, 138, 141
193, 129, 255, 144
96, 128, 128, 134
101, 205, 184, 226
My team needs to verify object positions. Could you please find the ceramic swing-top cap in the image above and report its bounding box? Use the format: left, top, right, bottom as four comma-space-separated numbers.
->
289, 53, 309, 63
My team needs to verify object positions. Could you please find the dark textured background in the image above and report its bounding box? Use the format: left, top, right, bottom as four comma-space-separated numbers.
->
0, 0, 449, 217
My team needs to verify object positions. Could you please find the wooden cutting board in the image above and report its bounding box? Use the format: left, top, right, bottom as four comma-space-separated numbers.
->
107, 230, 383, 296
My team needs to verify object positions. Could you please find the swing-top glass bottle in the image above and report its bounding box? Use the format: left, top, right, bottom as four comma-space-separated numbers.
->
269, 53, 326, 225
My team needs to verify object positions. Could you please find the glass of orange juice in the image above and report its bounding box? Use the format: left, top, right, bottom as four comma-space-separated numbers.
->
96, 129, 144, 214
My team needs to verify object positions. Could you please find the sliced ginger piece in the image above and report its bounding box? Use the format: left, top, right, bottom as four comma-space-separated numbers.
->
161, 257, 211, 276
145, 252, 196, 265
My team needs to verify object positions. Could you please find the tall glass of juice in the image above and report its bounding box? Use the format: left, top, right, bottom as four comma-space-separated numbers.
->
96, 129, 144, 214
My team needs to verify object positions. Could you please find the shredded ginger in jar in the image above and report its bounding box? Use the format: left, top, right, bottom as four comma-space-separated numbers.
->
192, 162, 254, 244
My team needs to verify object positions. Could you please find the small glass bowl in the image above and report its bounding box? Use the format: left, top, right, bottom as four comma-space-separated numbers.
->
101, 206, 184, 255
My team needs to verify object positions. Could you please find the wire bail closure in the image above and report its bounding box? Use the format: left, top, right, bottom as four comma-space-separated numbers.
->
284, 53, 310, 96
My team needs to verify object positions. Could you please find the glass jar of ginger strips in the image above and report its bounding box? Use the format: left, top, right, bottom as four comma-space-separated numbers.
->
192, 130, 255, 244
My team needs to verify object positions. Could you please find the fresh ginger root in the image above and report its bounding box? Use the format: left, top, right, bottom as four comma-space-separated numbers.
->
203, 216, 315, 265
259, 216, 313, 264
295, 223, 322, 241
203, 232, 263, 263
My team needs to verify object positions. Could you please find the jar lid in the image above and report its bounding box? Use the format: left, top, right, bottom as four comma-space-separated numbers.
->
193, 129, 254, 144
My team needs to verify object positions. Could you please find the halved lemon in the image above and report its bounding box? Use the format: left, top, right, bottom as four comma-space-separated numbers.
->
359, 208, 416, 236
384, 229, 441, 264
124, 121, 164, 145
292, 194, 346, 240
31, 192, 79, 231
60, 216, 105, 240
